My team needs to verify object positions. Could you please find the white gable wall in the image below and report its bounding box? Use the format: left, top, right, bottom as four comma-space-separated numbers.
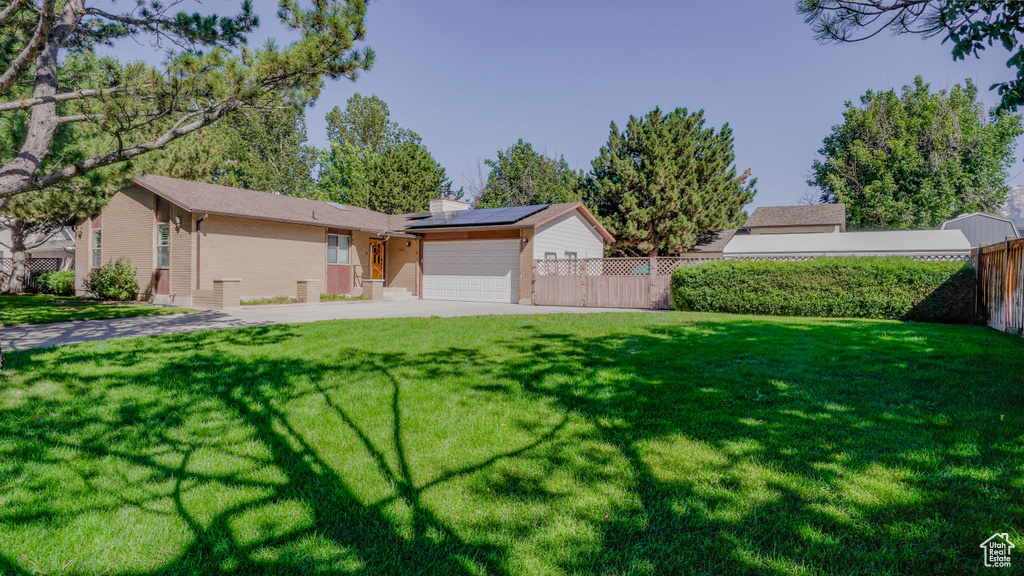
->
533, 210, 605, 259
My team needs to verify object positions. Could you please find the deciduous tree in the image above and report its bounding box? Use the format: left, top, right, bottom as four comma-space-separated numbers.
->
217, 108, 317, 196
809, 76, 1022, 229
316, 95, 453, 213
324, 93, 419, 154
588, 107, 756, 256
474, 139, 582, 208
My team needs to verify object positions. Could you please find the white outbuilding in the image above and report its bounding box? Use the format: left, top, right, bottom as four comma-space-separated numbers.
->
723, 229, 972, 258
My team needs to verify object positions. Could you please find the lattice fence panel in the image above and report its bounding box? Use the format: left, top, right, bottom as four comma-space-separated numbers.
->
656, 257, 721, 275
0, 257, 63, 292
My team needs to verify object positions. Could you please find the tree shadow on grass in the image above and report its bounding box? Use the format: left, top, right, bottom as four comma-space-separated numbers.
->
481, 317, 1024, 575
0, 315, 1021, 575
0, 325, 545, 575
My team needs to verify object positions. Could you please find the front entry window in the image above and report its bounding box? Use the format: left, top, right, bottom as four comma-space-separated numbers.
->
92, 229, 102, 268
156, 224, 170, 268
328, 234, 351, 265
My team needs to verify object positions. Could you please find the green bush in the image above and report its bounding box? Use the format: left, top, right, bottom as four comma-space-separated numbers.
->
671, 257, 978, 324
83, 257, 138, 301
35, 270, 76, 296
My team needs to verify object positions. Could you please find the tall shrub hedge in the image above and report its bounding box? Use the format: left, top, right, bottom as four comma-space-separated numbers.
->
671, 257, 977, 324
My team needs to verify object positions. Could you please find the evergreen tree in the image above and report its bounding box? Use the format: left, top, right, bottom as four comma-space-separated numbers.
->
809, 77, 1023, 229
361, 141, 453, 213
474, 139, 582, 208
799, 0, 1024, 111
0, 0, 373, 198
128, 128, 233, 184
588, 107, 756, 256
218, 109, 318, 196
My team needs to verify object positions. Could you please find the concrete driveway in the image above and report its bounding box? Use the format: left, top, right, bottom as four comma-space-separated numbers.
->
1, 300, 635, 351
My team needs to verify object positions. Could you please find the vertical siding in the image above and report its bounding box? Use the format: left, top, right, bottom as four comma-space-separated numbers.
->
943, 215, 1019, 247
534, 211, 604, 259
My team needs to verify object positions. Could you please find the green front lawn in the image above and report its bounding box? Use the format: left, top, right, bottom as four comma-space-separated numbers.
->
0, 294, 193, 326
1, 313, 1021, 575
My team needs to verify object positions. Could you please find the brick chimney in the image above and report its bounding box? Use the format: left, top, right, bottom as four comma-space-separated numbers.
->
429, 198, 469, 215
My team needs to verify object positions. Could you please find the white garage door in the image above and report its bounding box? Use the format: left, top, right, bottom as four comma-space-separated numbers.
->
423, 240, 519, 303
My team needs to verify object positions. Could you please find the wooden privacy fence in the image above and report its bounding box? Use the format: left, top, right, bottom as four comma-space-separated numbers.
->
534, 254, 976, 310
975, 238, 1024, 334
534, 257, 719, 309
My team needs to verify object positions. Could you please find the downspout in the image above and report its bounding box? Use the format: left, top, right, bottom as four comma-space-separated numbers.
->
195, 214, 208, 289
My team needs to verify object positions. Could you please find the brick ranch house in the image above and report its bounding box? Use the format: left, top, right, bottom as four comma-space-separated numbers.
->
75, 175, 613, 307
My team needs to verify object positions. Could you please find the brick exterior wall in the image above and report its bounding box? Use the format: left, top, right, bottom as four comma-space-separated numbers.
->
350, 230, 373, 293
518, 228, 534, 305
386, 238, 419, 295
88, 186, 157, 299
76, 183, 424, 305
168, 205, 193, 303
197, 214, 326, 300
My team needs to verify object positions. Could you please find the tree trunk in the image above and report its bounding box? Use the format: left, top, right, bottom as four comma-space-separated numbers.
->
6, 219, 29, 293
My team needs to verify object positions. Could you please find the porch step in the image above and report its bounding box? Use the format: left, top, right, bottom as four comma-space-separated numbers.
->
382, 287, 416, 302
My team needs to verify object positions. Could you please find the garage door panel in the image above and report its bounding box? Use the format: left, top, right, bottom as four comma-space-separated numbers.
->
423, 240, 519, 303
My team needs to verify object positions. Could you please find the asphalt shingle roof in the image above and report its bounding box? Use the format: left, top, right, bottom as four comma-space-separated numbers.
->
133, 175, 410, 235
687, 229, 737, 253
743, 204, 846, 228
132, 175, 614, 241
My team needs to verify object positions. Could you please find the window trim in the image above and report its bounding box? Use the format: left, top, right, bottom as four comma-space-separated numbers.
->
91, 228, 101, 269
156, 223, 170, 269
327, 233, 351, 265
544, 252, 557, 260
564, 251, 578, 259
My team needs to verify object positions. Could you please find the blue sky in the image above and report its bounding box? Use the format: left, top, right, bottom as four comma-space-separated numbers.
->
107, 0, 1023, 209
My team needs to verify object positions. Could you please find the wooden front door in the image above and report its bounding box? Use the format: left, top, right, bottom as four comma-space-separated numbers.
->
369, 239, 385, 280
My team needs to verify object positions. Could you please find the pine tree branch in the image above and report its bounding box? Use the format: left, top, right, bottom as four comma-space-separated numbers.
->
0, 0, 56, 94
0, 0, 26, 28
7, 106, 233, 196
0, 84, 146, 113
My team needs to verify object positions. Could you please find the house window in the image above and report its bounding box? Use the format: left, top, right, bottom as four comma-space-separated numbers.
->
565, 251, 577, 259
544, 252, 557, 259
327, 234, 351, 265
91, 229, 101, 268
156, 223, 170, 269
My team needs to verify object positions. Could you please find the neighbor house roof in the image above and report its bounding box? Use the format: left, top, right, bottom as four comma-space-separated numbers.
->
132, 175, 415, 237
404, 202, 615, 242
723, 229, 971, 257
687, 229, 738, 254
743, 204, 846, 229
28, 227, 74, 251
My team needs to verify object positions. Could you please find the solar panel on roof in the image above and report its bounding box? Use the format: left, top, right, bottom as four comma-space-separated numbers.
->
407, 204, 549, 229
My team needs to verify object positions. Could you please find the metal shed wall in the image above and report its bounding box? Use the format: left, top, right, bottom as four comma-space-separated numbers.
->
940, 213, 1020, 248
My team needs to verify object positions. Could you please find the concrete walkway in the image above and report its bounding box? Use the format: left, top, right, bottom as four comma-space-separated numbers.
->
1, 300, 635, 351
